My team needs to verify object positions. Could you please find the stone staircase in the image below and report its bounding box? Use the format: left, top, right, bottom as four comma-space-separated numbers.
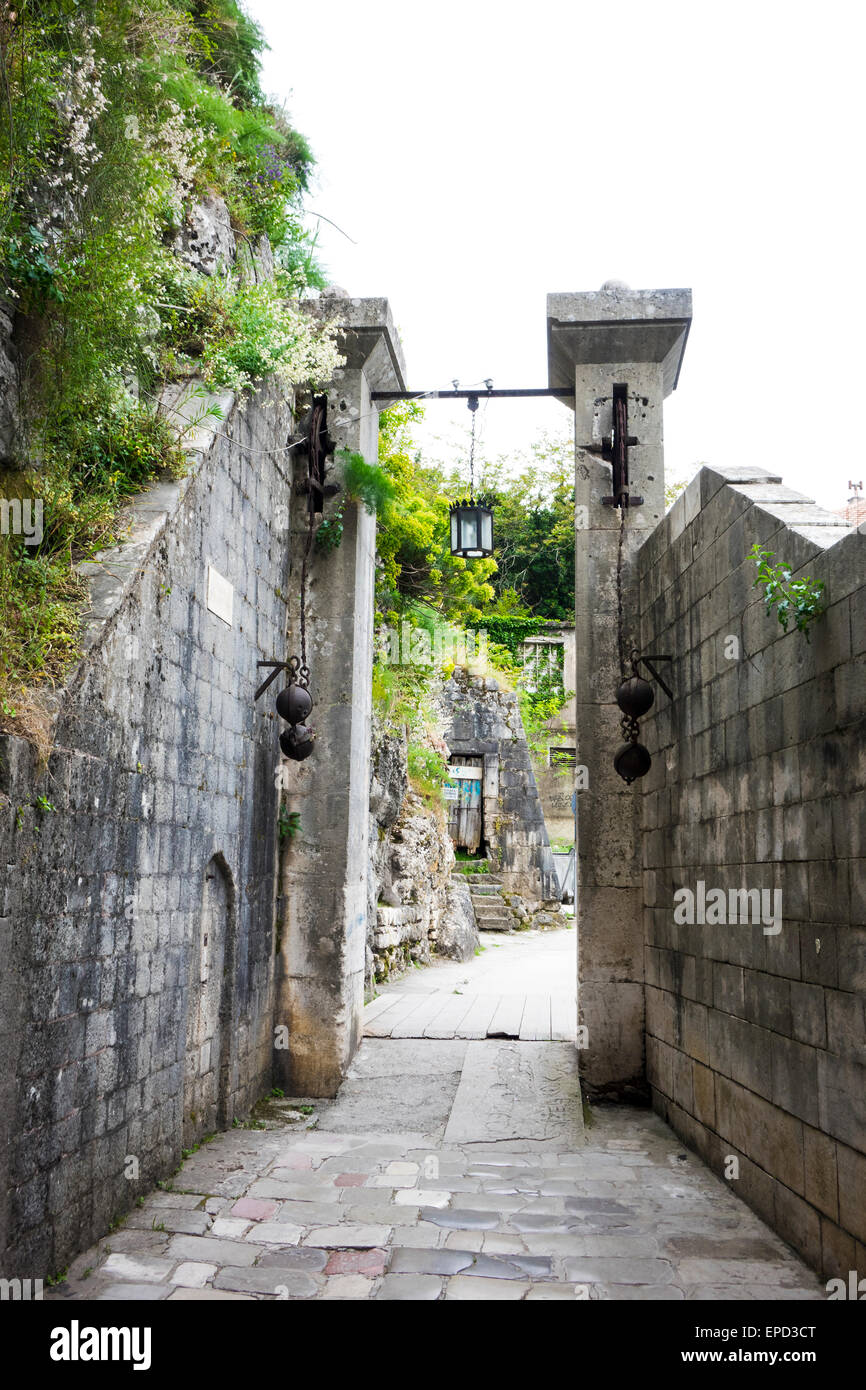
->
452, 859, 514, 933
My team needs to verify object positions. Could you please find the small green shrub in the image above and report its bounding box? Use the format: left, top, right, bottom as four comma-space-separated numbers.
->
315, 505, 344, 555
278, 805, 301, 844
341, 450, 395, 519
407, 740, 447, 805
161, 273, 340, 393
749, 543, 827, 641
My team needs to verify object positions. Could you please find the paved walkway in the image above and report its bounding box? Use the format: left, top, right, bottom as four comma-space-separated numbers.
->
365, 928, 577, 1040
48, 928, 824, 1302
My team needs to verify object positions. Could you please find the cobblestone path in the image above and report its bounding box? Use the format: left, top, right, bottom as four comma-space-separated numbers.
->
48, 931, 824, 1302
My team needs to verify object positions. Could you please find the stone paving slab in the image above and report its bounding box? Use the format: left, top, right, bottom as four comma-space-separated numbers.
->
444, 1041, 584, 1147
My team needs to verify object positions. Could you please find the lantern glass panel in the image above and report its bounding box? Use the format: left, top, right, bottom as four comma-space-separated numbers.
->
450, 511, 458, 550
480, 509, 493, 552
461, 513, 478, 551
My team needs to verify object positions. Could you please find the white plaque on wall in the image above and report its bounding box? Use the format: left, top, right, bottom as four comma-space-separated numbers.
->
206, 565, 233, 626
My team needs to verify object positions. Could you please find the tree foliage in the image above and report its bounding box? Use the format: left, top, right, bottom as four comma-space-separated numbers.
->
478, 434, 575, 620
376, 402, 497, 625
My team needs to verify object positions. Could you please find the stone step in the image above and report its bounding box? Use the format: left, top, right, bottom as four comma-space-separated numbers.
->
455, 873, 502, 886
477, 918, 513, 932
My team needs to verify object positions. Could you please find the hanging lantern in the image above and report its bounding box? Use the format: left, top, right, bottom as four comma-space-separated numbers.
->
449, 393, 494, 559
450, 498, 494, 558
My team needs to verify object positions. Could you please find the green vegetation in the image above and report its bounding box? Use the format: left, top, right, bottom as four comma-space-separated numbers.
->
518, 655, 573, 765
277, 804, 301, 844
0, 0, 336, 724
366, 407, 577, 785
375, 403, 497, 625
476, 436, 575, 620
316, 448, 396, 556
749, 543, 827, 641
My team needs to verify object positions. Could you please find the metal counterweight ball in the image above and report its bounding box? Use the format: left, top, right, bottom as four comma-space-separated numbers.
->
616, 676, 654, 719
280, 725, 315, 761
614, 741, 652, 784
276, 684, 313, 724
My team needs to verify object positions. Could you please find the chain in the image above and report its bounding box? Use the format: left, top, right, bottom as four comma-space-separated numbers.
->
469, 405, 478, 497
616, 495, 627, 679
468, 396, 478, 498
620, 711, 640, 743
287, 655, 310, 690
298, 397, 325, 673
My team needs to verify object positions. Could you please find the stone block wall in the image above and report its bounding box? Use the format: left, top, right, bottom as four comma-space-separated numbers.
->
638, 463, 864, 1278
0, 380, 293, 1278
437, 669, 559, 900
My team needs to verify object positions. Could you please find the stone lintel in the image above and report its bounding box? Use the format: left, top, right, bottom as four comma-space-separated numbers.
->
309, 295, 406, 398
547, 286, 692, 398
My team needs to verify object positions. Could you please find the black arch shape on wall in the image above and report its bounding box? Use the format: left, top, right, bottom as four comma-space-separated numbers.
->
208, 852, 239, 1132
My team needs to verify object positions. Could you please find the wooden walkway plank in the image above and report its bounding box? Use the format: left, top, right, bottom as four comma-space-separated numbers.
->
388, 991, 455, 1039
519, 994, 552, 1040
424, 992, 478, 1039
363, 991, 407, 1023
364, 993, 427, 1037
550, 995, 577, 1042
455, 994, 501, 1039
486, 996, 526, 1039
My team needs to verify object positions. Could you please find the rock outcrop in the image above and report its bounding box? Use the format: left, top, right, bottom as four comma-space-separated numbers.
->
367, 719, 479, 991
0, 299, 20, 463
172, 194, 237, 276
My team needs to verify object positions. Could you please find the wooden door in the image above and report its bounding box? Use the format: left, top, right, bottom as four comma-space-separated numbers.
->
445, 756, 483, 853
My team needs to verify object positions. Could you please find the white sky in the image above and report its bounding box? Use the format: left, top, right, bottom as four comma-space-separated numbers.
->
249, 0, 865, 512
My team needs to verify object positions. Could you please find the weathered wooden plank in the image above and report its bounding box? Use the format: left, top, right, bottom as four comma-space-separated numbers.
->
389, 992, 454, 1039
550, 995, 577, 1042
486, 996, 526, 1039
363, 991, 406, 1023
518, 994, 551, 1041
423, 992, 478, 1039
455, 994, 501, 1039
364, 993, 427, 1037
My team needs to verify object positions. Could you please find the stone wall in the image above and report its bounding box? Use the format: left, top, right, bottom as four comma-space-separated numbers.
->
437, 668, 559, 900
366, 722, 477, 991
0, 378, 294, 1278
638, 463, 864, 1278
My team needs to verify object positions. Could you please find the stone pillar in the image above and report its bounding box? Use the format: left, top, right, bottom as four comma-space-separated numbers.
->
547, 283, 691, 1095
276, 298, 405, 1097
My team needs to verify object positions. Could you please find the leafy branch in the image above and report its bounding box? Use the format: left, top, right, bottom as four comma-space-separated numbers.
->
749, 543, 826, 642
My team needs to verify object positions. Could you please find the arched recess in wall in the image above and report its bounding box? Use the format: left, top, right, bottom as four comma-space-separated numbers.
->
183, 853, 237, 1147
